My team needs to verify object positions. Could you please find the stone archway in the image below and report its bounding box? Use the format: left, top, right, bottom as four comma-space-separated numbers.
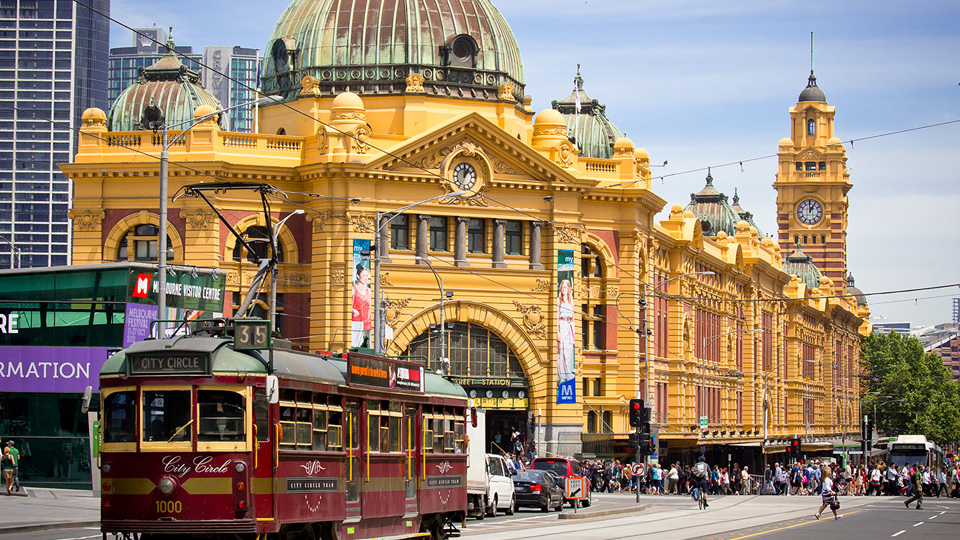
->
388, 299, 544, 387
222, 214, 301, 263
104, 210, 184, 262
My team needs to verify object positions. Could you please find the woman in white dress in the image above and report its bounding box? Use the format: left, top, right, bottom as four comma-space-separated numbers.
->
557, 279, 575, 382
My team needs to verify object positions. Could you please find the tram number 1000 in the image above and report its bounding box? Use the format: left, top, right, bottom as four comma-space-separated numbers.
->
156, 500, 183, 514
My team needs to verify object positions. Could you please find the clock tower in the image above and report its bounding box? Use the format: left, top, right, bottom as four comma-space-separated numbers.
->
773, 70, 852, 289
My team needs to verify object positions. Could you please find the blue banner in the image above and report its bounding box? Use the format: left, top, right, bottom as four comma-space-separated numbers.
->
557, 249, 576, 404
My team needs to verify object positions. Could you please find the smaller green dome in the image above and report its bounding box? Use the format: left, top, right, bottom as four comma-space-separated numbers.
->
783, 241, 823, 290
108, 33, 225, 132
730, 188, 766, 239
551, 66, 622, 159
684, 169, 742, 238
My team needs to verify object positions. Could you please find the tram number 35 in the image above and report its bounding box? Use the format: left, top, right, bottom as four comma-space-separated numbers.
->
156, 500, 183, 514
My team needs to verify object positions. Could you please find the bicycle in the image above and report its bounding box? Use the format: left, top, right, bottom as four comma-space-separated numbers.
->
691, 485, 706, 510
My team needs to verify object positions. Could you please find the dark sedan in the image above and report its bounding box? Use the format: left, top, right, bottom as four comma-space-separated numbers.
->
512, 470, 564, 512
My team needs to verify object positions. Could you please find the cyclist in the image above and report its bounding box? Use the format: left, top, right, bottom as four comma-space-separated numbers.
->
692, 456, 711, 508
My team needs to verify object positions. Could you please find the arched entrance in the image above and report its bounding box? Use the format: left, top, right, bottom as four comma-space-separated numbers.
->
393, 301, 542, 456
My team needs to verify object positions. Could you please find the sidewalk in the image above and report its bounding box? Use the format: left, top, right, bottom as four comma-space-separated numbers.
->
0, 487, 100, 535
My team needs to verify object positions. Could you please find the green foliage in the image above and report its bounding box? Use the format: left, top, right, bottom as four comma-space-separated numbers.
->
861, 332, 960, 443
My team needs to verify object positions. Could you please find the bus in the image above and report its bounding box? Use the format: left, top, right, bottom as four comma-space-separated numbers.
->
886, 435, 944, 470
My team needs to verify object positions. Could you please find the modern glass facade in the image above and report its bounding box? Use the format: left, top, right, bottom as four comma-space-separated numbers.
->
0, 0, 110, 270
0, 262, 226, 488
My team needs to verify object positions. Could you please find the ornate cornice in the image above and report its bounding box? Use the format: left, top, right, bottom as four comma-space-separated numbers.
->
68, 209, 105, 232
180, 208, 217, 230
513, 301, 545, 339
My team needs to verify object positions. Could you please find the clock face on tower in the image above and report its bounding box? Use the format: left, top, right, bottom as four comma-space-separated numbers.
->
797, 199, 823, 225
452, 162, 477, 191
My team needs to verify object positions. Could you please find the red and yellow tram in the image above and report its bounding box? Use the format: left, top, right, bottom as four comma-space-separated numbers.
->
98, 321, 468, 540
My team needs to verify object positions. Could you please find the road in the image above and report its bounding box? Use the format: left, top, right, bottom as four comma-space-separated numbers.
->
9, 494, 958, 540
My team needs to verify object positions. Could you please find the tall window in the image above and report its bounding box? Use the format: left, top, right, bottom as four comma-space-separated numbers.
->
390, 215, 409, 249
467, 218, 485, 253
807, 119, 815, 135
762, 312, 773, 371
580, 244, 602, 277
429, 216, 448, 251
117, 224, 166, 262
402, 322, 523, 380
592, 305, 605, 349
504, 220, 522, 255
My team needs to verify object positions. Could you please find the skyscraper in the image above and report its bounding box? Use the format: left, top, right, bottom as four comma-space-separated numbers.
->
109, 27, 260, 132
0, 0, 110, 268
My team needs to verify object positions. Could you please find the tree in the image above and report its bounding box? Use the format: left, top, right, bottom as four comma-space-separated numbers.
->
861, 331, 960, 444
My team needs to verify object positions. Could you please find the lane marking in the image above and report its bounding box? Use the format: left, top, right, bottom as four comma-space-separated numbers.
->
725, 510, 861, 540
891, 531, 905, 537
912, 522, 923, 527
929, 514, 937, 519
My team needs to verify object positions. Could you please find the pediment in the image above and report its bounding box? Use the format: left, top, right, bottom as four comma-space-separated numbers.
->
367, 112, 576, 185
797, 148, 824, 161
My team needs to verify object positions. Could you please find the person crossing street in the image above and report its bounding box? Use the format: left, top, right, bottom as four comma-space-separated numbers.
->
904, 464, 924, 510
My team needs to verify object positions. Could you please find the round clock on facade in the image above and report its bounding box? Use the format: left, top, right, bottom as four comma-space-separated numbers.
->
517, 390, 525, 399
797, 199, 823, 225
452, 162, 477, 191
468, 389, 477, 398
501, 390, 510, 399
485, 389, 494, 398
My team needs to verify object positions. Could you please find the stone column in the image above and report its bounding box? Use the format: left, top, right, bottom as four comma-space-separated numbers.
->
455, 217, 469, 267
416, 214, 430, 263
492, 219, 506, 268
529, 221, 544, 270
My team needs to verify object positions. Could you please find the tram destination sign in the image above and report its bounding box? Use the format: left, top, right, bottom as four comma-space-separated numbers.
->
347, 353, 424, 393
128, 353, 210, 376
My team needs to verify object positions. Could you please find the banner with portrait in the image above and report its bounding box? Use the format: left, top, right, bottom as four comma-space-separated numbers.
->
556, 249, 576, 404
351, 239, 372, 348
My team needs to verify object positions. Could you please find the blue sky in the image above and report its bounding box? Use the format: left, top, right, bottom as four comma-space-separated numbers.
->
107, 0, 960, 328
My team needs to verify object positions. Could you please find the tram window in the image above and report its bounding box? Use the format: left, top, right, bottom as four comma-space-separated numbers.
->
388, 402, 401, 453
103, 390, 136, 443
423, 413, 434, 453
296, 406, 312, 448
345, 402, 360, 503
312, 403, 329, 451
443, 412, 455, 452
454, 416, 465, 454
327, 402, 343, 450
367, 400, 381, 453
198, 390, 246, 442
279, 398, 296, 447
142, 390, 191, 443
254, 390, 270, 443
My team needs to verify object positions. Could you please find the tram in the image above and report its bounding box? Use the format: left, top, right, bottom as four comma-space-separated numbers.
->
97, 318, 468, 540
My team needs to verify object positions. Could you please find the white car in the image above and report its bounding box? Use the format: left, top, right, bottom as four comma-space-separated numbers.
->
483, 454, 516, 517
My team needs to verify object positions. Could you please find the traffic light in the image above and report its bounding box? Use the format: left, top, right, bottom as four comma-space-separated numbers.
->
787, 438, 801, 459
629, 399, 644, 427
865, 419, 874, 454
628, 432, 640, 448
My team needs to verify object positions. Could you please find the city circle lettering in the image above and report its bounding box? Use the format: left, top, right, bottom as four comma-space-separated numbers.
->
131, 355, 207, 374
162, 455, 232, 478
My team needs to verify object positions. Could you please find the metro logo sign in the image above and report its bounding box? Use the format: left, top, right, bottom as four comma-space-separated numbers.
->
132, 273, 152, 298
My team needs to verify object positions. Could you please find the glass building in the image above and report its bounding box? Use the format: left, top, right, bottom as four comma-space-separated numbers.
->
0, 0, 110, 269
0, 262, 226, 488
109, 27, 261, 132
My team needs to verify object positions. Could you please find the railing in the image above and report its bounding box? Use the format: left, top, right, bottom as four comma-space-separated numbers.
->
88, 129, 305, 163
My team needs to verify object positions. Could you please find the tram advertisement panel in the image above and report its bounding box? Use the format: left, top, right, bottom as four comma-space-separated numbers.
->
351, 239, 372, 348
556, 249, 576, 404
347, 353, 424, 393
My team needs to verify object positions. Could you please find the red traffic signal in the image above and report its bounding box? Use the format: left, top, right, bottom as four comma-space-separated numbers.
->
629, 399, 644, 427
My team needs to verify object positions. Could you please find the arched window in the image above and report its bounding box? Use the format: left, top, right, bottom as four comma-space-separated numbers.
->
580, 244, 603, 278
233, 225, 282, 263
401, 322, 523, 379
807, 119, 815, 136
117, 224, 168, 262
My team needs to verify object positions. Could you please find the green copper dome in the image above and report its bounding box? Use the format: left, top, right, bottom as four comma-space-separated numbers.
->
551, 67, 623, 159
108, 35, 226, 132
783, 242, 823, 291
684, 169, 743, 238
260, 0, 525, 101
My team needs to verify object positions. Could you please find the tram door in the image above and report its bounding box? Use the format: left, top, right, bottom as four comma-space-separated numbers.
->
252, 389, 276, 520
403, 406, 419, 515
345, 401, 361, 521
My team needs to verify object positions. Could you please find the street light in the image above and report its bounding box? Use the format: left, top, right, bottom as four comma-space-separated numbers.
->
372, 191, 465, 353
700, 328, 762, 432
640, 271, 714, 402
270, 209, 305, 330
147, 96, 279, 337
416, 256, 454, 375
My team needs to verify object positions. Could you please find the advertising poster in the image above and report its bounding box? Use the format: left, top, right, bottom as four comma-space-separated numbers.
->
351, 239, 372, 348
556, 249, 576, 404
347, 352, 424, 393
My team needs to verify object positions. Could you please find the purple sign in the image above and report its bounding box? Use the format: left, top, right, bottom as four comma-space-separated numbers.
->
0, 347, 111, 393
124, 303, 158, 347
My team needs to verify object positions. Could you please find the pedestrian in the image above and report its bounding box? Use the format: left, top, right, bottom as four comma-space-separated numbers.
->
762, 463, 773, 495
4, 441, 19, 492
741, 465, 751, 495
667, 463, 679, 494
936, 467, 947, 498
814, 465, 842, 520
904, 464, 924, 510
1, 446, 14, 495
693, 456, 710, 508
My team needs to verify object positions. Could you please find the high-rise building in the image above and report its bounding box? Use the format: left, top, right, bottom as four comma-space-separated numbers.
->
0, 0, 110, 269
108, 27, 260, 132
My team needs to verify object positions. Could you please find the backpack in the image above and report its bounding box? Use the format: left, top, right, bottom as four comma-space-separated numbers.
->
694, 461, 709, 478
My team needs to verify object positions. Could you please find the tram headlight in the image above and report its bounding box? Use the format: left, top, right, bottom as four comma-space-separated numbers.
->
101, 463, 111, 474
158, 476, 177, 495
235, 462, 246, 473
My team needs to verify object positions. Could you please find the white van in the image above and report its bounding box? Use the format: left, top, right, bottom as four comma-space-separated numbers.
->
483, 453, 516, 516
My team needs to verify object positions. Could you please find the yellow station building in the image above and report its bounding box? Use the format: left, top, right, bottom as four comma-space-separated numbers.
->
63, 0, 868, 462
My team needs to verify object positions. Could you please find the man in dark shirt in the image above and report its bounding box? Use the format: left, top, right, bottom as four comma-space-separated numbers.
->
904, 464, 924, 510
